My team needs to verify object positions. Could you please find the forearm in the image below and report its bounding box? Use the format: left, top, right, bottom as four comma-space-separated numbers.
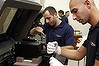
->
60, 46, 86, 61
47, 42, 86, 61
63, 45, 74, 49
61, 47, 78, 60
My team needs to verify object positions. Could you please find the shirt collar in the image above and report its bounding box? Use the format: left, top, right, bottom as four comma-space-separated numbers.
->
89, 22, 99, 31
55, 21, 65, 28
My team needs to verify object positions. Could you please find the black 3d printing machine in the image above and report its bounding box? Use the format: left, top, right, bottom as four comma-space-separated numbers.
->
0, 0, 52, 66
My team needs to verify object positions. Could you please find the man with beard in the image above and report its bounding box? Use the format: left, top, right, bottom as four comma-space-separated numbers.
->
30, 6, 74, 65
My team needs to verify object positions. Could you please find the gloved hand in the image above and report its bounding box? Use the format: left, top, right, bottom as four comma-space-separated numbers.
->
47, 41, 61, 55
49, 57, 64, 66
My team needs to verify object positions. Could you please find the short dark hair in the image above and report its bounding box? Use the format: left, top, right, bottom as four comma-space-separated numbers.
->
43, 6, 57, 15
58, 10, 64, 15
65, 11, 69, 13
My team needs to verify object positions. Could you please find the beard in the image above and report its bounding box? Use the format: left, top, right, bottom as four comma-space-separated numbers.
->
50, 21, 56, 27
50, 23, 55, 27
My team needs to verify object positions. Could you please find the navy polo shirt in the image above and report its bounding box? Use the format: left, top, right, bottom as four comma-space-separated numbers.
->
61, 15, 68, 24
83, 22, 99, 66
42, 21, 74, 46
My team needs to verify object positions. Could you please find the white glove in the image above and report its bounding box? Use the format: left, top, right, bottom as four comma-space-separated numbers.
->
49, 57, 64, 66
47, 41, 61, 55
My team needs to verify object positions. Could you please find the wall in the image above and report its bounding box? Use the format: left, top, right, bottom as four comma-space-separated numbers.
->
44, 0, 69, 12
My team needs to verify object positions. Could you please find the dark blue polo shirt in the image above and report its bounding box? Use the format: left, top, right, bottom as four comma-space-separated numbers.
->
42, 21, 74, 46
61, 15, 68, 24
83, 22, 99, 66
